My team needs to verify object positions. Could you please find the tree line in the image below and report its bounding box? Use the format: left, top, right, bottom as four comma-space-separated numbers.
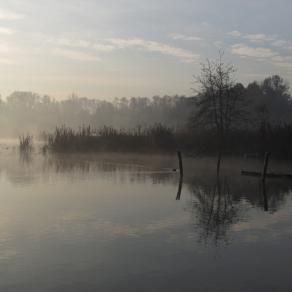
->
2, 57, 292, 159
0, 93, 194, 137
0, 73, 291, 138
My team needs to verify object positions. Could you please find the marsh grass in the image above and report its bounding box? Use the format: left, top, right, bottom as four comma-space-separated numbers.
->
19, 134, 33, 152
42, 123, 292, 159
44, 124, 182, 153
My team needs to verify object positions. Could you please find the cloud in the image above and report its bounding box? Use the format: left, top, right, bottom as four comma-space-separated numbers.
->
270, 56, 292, 70
169, 33, 202, 41
52, 38, 115, 52
0, 57, 16, 64
0, 9, 24, 20
105, 38, 200, 63
228, 30, 292, 50
53, 48, 101, 62
243, 33, 276, 43
228, 31, 276, 43
231, 44, 277, 58
228, 31, 242, 38
0, 41, 21, 64
231, 42, 292, 70
0, 27, 14, 35
0, 42, 19, 53
214, 40, 224, 48
272, 40, 290, 48
49, 36, 200, 63
92, 43, 116, 52
228, 30, 292, 70
271, 39, 292, 50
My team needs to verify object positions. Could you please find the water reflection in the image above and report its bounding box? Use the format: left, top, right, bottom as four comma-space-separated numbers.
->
190, 178, 241, 245
1, 153, 292, 213
41, 155, 176, 185
0, 153, 292, 291
0, 153, 177, 186
176, 174, 183, 200
261, 181, 269, 212
19, 150, 33, 165
1, 153, 292, 245
259, 180, 291, 213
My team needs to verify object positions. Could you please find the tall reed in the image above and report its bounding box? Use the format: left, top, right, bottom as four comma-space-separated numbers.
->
19, 134, 33, 152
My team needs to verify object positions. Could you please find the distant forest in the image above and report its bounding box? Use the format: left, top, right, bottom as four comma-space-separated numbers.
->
0, 74, 291, 138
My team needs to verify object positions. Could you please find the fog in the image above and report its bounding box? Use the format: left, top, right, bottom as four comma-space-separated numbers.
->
1, 75, 292, 139
0, 93, 194, 138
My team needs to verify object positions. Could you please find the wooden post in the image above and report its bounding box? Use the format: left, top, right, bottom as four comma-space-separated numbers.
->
176, 151, 183, 200
177, 151, 183, 177
262, 152, 270, 183
262, 181, 268, 211
216, 150, 222, 176
176, 175, 183, 200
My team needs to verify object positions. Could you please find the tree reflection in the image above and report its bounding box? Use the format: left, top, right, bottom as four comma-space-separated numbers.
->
186, 174, 292, 245
260, 181, 269, 212
190, 178, 240, 245
257, 180, 291, 213
19, 150, 33, 165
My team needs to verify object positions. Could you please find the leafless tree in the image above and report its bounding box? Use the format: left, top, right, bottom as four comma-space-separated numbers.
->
192, 51, 246, 174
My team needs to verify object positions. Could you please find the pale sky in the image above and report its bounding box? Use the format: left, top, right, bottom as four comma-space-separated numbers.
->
1, 0, 292, 100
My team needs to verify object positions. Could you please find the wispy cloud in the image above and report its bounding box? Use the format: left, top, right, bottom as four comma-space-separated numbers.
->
243, 33, 276, 43
53, 48, 101, 62
0, 41, 22, 64
228, 31, 242, 38
231, 43, 292, 70
0, 9, 24, 20
49, 36, 200, 63
270, 56, 292, 70
105, 38, 199, 63
271, 39, 292, 50
0, 57, 16, 64
0, 41, 19, 53
231, 44, 277, 58
228, 31, 276, 43
169, 33, 202, 41
228, 30, 292, 70
52, 38, 115, 52
0, 27, 14, 35
228, 30, 292, 48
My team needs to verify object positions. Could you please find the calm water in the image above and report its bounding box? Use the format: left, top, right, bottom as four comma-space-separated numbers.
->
1, 149, 292, 291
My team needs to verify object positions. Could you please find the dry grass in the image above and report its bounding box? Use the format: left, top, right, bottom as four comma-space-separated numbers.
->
19, 134, 33, 152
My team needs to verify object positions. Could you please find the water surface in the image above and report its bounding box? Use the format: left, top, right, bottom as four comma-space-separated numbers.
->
0, 151, 292, 291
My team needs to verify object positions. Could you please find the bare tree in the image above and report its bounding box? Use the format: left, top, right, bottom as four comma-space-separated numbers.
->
192, 52, 246, 174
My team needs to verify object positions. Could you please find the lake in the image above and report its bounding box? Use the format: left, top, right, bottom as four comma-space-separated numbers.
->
0, 148, 292, 291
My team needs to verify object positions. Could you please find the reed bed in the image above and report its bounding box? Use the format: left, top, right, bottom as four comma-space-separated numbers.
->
19, 134, 33, 152
42, 123, 292, 159
44, 124, 182, 153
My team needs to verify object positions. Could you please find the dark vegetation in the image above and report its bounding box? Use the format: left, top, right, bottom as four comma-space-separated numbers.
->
1, 56, 292, 158
19, 134, 33, 153
41, 123, 292, 159
44, 124, 180, 153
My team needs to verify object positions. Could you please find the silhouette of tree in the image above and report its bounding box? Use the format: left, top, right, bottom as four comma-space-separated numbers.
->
192, 52, 247, 174
246, 75, 292, 125
191, 178, 240, 245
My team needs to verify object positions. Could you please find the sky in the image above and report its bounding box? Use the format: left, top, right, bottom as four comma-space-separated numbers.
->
1, 0, 292, 100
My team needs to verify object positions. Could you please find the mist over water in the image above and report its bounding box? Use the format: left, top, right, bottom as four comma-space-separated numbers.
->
2, 0, 292, 290
1, 75, 292, 139
1, 147, 292, 291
